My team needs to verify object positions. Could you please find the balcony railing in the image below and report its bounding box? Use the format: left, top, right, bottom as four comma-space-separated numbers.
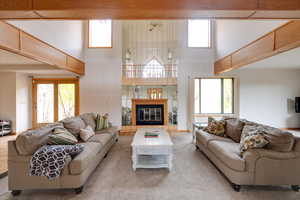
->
122, 64, 178, 79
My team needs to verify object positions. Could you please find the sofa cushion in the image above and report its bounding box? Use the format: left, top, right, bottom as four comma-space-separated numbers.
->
225, 118, 245, 143
208, 140, 245, 172
87, 133, 113, 145
69, 142, 102, 175
16, 123, 63, 155
80, 113, 97, 130
196, 130, 233, 147
263, 128, 295, 152
61, 116, 86, 138
95, 126, 119, 135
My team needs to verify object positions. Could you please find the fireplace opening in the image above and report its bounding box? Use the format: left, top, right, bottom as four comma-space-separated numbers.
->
136, 104, 164, 125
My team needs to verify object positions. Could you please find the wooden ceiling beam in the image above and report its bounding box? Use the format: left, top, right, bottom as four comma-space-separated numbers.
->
0, 0, 300, 19
214, 20, 300, 74
0, 21, 85, 75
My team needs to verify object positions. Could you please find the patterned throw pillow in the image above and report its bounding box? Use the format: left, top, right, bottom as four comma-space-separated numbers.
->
80, 125, 95, 142
48, 128, 78, 145
239, 126, 269, 155
203, 117, 226, 137
96, 113, 110, 131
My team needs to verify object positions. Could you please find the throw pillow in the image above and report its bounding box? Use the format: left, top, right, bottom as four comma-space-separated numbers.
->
48, 128, 78, 145
80, 125, 95, 142
80, 113, 97, 131
239, 125, 269, 155
96, 113, 110, 130
203, 117, 226, 137
61, 116, 86, 138
225, 118, 245, 143
262, 127, 295, 152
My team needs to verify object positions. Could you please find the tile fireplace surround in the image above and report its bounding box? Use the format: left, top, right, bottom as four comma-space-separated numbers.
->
131, 99, 168, 127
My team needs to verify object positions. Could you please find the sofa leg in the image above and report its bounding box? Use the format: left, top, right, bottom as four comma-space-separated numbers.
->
232, 184, 241, 192
75, 186, 84, 194
104, 152, 108, 158
291, 185, 299, 192
11, 190, 21, 196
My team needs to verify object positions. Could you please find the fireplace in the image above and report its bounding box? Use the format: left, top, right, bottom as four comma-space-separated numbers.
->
131, 99, 168, 126
136, 104, 164, 125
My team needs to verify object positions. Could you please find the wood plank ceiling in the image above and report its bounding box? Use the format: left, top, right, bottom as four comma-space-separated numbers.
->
0, 21, 85, 75
214, 20, 300, 74
0, 0, 300, 19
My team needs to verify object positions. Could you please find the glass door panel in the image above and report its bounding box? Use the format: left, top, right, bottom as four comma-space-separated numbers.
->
58, 84, 75, 121
37, 84, 54, 123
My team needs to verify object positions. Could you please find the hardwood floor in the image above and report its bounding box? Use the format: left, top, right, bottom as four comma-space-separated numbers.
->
0, 135, 16, 176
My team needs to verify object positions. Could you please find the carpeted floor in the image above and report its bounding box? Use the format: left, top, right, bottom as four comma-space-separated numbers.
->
0, 132, 300, 200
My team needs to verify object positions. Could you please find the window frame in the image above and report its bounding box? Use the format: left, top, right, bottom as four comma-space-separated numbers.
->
195, 77, 234, 115
32, 78, 80, 128
187, 19, 212, 48
88, 20, 113, 48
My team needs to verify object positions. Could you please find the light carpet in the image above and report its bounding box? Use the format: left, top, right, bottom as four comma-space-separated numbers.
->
0, 132, 299, 200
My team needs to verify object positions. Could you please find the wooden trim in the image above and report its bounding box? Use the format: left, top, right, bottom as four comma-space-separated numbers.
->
87, 20, 113, 48
32, 78, 80, 128
0, 21, 85, 75
214, 20, 300, 74
0, 0, 300, 19
281, 128, 300, 131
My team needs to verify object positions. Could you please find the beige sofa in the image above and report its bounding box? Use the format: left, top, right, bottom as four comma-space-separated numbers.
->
8, 113, 119, 196
195, 119, 300, 192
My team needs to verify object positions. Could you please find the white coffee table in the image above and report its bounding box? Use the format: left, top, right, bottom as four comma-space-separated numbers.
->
131, 128, 173, 171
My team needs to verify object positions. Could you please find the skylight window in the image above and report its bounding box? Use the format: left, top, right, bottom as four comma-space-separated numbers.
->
188, 19, 211, 48
89, 20, 112, 48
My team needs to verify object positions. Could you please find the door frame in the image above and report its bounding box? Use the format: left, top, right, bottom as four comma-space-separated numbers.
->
32, 78, 80, 128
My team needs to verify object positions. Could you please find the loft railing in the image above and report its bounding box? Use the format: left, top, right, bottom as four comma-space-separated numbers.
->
122, 64, 178, 79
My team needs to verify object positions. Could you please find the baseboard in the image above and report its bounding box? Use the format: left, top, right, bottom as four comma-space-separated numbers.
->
281, 128, 300, 131
175, 130, 191, 133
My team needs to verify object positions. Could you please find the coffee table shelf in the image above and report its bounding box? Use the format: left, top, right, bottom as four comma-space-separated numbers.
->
131, 128, 173, 171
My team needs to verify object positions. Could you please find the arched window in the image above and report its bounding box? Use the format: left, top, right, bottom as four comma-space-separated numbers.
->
143, 58, 165, 78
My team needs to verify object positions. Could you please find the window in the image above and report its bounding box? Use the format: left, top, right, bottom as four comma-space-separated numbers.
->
32, 78, 79, 128
89, 20, 112, 48
194, 78, 234, 114
143, 58, 165, 78
188, 19, 211, 48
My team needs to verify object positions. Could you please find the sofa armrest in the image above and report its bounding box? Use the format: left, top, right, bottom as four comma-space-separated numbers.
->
243, 148, 300, 172
293, 136, 300, 152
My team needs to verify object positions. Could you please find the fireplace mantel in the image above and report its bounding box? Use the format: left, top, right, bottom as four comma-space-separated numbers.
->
131, 99, 168, 126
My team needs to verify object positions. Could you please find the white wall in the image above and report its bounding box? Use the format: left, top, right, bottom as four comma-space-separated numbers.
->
8, 20, 85, 60
16, 73, 31, 133
177, 21, 215, 130
0, 72, 17, 131
215, 20, 288, 59
80, 20, 215, 130
80, 21, 122, 126
226, 68, 300, 128
0, 72, 32, 133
